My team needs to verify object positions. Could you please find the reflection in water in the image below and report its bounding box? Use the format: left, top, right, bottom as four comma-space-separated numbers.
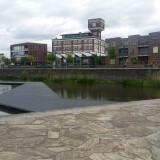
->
48, 83, 160, 102
0, 85, 18, 116
0, 85, 12, 94
0, 111, 10, 116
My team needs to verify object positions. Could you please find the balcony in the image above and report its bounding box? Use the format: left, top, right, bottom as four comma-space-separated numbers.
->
119, 45, 128, 49
138, 52, 149, 56
138, 42, 149, 48
119, 52, 128, 58
11, 48, 28, 52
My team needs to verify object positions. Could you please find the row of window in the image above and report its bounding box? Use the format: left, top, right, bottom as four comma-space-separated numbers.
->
12, 45, 46, 51
12, 46, 27, 51
53, 39, 105, 46
106, 40, 151, 48
116, 46, 159, 55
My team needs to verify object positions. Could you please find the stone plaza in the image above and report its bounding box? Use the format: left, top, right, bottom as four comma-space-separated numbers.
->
0, 99, 160, 160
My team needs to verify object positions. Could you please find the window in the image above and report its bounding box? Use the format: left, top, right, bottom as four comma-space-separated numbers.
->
54, 41, 57, 45
153, 47, 158, 53
73, 40, 78, 44
132, 39, 136, 45
106, 43, 109, 48
152, 37, 158, 40
89, 39, 93, 43
111, 42, 116, 47
74, 46, 78, 50
92, 23, 96, 27
57, 41, 61, 45
68, 41, 71, 44
63, 41, 67, 45
78, 40, 81, 44
84, 39, 88, 44
130, 49, 134, 54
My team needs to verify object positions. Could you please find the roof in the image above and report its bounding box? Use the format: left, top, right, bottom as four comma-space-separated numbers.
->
10, 42, 47, 46
74, 53, 82, 57
82, 52, 92, 57
55, 54, 62, 59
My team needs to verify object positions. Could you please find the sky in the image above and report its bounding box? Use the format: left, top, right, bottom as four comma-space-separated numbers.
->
0, 0, 160, 57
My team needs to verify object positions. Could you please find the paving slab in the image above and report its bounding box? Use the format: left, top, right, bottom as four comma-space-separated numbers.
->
0, 99, 159, 160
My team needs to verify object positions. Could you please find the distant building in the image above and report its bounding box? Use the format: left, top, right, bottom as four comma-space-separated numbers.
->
88, 18, 105, 39
10, 42, 47, 62
105, 31, 160, 66
0, 53, 4, 61
52, 18, 106, 54
0, 53, 4, 65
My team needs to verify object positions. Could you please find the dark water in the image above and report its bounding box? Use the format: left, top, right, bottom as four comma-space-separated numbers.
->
48, 83, 160, 102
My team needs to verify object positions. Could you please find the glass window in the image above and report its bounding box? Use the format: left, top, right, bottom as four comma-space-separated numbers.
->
54, 41, 57, 45
106, 43, 109, 48
89, 39, 93, 43
92, 23, 96, 27
84, 39, 88, 44
111, 42, 116, 47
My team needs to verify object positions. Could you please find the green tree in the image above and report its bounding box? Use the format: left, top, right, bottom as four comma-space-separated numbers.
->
94, 54, 103, 65
65, 52, 73, 63
20, 57, 28, 65
11, 56, 17, 64
1, 56, 10, 65
27, 54, 35, 62
47, 52, 55, 62
108, 47, 116, 59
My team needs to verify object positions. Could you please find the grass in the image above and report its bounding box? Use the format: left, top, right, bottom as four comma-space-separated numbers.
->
121, 71, 160, 88
1, 70, 160, 88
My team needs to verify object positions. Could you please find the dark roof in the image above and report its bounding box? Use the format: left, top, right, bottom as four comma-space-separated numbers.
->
10, 42, 47, 46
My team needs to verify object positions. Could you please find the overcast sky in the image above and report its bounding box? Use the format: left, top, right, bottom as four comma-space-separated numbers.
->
0, 0, 160, 57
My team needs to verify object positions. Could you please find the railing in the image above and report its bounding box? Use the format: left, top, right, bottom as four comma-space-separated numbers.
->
138, 52, 149, 56
119, 53, 128, 57
11, 49, 28, 52
138, 43, 149, 47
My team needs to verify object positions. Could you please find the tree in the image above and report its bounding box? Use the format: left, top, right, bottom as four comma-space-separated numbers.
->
1, 56, 10, 65
11, 56, 17, 64
108, 47, 116, 59
20, 57, 28, 65
47, 52, 55, 62
94, 54, 103, 65
27, 54, 35, 62
65, 52, 73, 63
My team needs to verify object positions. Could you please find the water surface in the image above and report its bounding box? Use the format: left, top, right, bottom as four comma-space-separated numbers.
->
48, 83, 160, 102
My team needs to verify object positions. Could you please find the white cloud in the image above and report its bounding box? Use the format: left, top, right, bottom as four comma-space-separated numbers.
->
0, 0, 159, 57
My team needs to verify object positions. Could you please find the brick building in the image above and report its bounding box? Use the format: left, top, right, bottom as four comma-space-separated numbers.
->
10, 42, 47, 63
52, 18, 106, 54
105, 31, 160, 66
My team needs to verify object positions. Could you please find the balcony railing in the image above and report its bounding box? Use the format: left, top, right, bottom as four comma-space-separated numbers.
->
138, 52, 149, 56
11, 48, 28, 52
119, 52, 128, 57
119, 46, 128, 49
138, 44, 149, 48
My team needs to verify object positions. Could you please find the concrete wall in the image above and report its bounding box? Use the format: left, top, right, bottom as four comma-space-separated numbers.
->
0, 68, 160, 80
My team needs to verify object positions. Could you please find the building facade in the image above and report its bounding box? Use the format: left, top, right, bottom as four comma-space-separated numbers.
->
105, 31, 160, 66
10, 42, 47, 62
52, 18, 106, 54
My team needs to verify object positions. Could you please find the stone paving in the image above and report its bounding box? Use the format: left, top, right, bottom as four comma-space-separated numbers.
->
0, 99, 160, 160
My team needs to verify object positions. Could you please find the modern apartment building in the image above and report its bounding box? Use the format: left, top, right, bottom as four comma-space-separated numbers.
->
105, 31, 160, 65
10, 42, 47, 62
52, 18, 106, 54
